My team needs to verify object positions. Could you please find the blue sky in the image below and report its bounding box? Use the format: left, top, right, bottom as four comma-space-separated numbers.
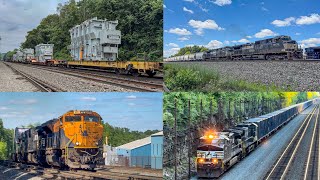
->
0, 93, 163, 131
0, 0, 68, 52
164, 0, 320, 57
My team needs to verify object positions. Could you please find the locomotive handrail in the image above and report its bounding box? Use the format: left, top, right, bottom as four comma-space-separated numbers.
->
65, 134, 76, 166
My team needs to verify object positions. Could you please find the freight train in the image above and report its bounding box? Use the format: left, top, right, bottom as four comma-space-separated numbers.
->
11, 110, 104, 170
166, 35, 305, 61
195, 99, 316, 178
6, 17, 162, 77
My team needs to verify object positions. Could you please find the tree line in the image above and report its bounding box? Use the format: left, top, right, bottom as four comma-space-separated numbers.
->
6, 0, 163, 61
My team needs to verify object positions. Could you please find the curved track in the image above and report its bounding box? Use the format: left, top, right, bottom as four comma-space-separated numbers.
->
4, 62, 65, 92
265, 105, 320, 180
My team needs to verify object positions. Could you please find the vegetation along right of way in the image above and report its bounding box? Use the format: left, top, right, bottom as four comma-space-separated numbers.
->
5, 0, 163, 61
164, 63, 285, 92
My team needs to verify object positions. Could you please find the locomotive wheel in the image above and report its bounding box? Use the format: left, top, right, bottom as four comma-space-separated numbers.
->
146, 71, 156, 77
115, 68, 120, 75
131, 71, 141, 77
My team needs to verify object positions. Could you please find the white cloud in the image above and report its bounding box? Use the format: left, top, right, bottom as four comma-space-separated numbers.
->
9, 99, 38, 105
184, 0, 194, 2
163, 4, 166, 8
205, 40, 224, 49
224, 40, 230, 45
0, 106, 8, 111
164, 48, 180, 57
246, 36, 252, 39
168, 43, 179, 48
296, 13, 320, 25
80, 97, 96, 101
212, 0, 232, 6
0, 0, 68, 52
183, 7, 194, 14
168, 28, 192, 36
188, 19, 224, 35
300, 38, 320, 49
126, 95, 137, 99
261, 2, 265, 5
300, 38, 320, 45
254, 29, 278, 38
295, 33, 301, 36
238, 38, 250, 43
261, 7, 268, 11
178, 37, 190, 41
271, 17, 295, 27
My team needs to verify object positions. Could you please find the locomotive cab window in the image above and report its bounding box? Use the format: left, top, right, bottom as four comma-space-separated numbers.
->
85, 115, 100, 122
65, 116, 81, 122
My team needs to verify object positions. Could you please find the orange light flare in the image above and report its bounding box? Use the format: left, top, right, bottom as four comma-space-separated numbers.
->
212, 158, 218, 164
203, 130, 218, 139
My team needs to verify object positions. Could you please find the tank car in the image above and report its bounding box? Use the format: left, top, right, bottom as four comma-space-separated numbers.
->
12, 110, 104, 170
196, 99, 315, 178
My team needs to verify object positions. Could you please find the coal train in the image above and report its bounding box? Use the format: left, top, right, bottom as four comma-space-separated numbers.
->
195, 99, 317, 178
166, 35, 304, 61
11, 110, 104, 170
5, 17, 162, 77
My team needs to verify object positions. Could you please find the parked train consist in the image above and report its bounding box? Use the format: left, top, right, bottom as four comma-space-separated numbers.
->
195, 99, 316, 178
12, 110, 104, 170
166, 35, 303, 62
5, 17, 162, 77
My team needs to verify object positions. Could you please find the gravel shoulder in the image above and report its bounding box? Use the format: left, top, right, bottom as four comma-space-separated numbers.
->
174, 61, 320, 91
221, 104, 315, 180
0, 61, 39, 92
0, 165, 42, 180
7, 62, 136, 92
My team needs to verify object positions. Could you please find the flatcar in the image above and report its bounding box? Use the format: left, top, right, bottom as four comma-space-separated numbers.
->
196, 99, 316, 178
12, 110, 104, 170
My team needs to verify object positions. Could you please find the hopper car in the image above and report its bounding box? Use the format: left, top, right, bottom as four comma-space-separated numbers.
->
196, 99, 316, 178
11, 110, 104, 170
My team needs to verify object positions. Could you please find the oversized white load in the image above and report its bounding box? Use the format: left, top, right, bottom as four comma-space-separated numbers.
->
69, 17, 121, 61
35, 44, 54, 63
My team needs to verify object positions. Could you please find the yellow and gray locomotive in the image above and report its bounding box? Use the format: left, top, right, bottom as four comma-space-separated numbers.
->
12, 110, 104, 170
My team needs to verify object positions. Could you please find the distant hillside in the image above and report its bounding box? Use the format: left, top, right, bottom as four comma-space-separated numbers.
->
172, 45, 208, 57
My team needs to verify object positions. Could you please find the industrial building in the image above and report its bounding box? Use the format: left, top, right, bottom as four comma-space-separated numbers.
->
106, 131, 163, 169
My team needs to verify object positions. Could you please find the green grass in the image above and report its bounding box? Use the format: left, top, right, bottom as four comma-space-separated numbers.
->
164, 64, 284, 92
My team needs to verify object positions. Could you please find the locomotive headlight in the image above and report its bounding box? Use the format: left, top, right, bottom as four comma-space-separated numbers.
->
212, 158, 218, 164
198, 158, 205, 163
208, 134, 214, 139
76, 142, 79, 146
96, 142, 99, 146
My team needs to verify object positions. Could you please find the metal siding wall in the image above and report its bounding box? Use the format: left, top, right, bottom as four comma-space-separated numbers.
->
151, 136, 163, 169
131, 144, 151, 167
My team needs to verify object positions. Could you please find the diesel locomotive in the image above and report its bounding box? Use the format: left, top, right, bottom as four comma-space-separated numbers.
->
166, 35, 303, 61
11, 110, 104, 170
196, 99, 316, 178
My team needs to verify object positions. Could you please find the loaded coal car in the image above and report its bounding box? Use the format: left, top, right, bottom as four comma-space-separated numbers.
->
12, 110, 104, 170
196, 99, 315, 178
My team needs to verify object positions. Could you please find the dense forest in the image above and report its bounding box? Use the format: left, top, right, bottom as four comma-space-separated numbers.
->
171, 45, 208, 57
163, 92, 319, 128
6, 0, 162, 61
103, 123, 160, 147
0, 119, 14, 160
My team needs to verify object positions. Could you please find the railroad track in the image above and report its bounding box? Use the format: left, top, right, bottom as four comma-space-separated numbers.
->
3, 62, 65, 92
265, 105, 319, 180
0, 161, 162, 180
7, 62, 163, 92
166, 59, 320, 63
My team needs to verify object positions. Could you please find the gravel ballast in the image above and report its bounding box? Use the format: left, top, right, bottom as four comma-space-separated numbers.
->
6, 62, 137, 92
0, 61, 39, 92
174, 61, 320, 91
